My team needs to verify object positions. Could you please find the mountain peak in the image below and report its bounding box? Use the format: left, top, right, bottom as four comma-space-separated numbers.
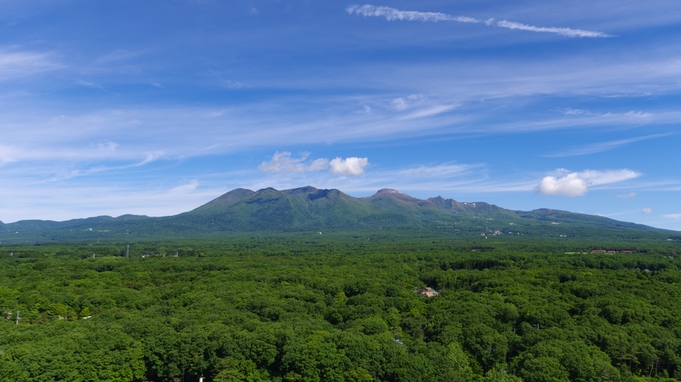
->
282, 186, 319, 195
369, 189, 421, 202
373, 188, 404, 196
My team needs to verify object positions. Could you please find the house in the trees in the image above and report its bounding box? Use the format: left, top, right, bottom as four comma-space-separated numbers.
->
419, 287, 440, 298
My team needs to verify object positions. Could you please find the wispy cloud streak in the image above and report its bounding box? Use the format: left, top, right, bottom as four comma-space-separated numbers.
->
346, 4, 611, 38
545, 133, 674, 157
346, 4, 478, 23
44, 152, 164, 182
496, 20, 611, 38
0, 50, 62, 80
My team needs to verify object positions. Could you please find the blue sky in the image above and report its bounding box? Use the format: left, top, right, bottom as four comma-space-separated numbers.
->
1, 0, 680, 230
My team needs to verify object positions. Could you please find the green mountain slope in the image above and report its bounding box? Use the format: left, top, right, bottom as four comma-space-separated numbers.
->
0, 186, 675, 243
1, 215, 148, 234
175, 186, 375, 231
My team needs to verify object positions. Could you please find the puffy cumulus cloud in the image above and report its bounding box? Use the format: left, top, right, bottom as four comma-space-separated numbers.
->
536, 173, 588, 196
535, 169, 640, 197
642, 207, 652, 214
259, 152, 368, 176
258, 152, 328, 173
329, 157, 369, 176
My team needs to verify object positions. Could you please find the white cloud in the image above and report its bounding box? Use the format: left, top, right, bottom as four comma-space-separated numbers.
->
307, 158, 330, 172
664, 214, 681, 219
536, 173, 588, 196
346, 4, 609, 38
258, 151, 304, 173
0, 144, 21, 164
245, 160, 500, 198
623, 111, 652, 120
391, 94, 425, 111
0, 180, 219, 222
496, 108, 674, 136
209, 70, 248, 89
170, 180, 199, 194
399, 163, 482, 178
400, 105, 456, 120
562, 108, 588, 115
391, 98, 408, 110
535, 169, 640, 196
617, 192, 637, 199
346, 4, 479, 23
259, 152, 368, 176
22, 151, 164, 183
495, 20, 611, 38
388, 95, 456, 120
579, 169, 641, 186
0, 50, 62, 80
0, 103, 468, 170
329, 157, 369, 176
642, 207, 652, 214
546, 133, 673, 157
258, 152, 329, 173
76, 80, 103, 89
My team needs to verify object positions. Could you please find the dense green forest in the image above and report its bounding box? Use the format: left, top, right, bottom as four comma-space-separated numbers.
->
1, 232, 680, 381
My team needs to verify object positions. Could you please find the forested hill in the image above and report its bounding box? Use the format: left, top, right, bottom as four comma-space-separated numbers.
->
0, 186, 674, 243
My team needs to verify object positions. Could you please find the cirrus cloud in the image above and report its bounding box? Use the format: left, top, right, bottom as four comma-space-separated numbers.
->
346, 4, 478, 23
346, 4, 611, 38
0, 50, 62, 80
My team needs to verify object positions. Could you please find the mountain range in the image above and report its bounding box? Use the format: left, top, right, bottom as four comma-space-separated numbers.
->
0, 186, 675, 244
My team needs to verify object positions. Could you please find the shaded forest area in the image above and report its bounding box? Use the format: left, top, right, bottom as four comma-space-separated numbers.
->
1, 233, 680, 381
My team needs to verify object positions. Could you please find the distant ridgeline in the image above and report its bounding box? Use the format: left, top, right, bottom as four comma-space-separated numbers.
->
0, 186, 674, 244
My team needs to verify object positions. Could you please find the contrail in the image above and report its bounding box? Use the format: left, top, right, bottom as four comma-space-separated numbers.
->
346, 4, 612, 38
496, 20, 611, 38
346, 4, 479, 23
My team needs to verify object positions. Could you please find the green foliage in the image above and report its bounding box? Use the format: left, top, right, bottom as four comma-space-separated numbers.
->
0, 233, 680, 381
